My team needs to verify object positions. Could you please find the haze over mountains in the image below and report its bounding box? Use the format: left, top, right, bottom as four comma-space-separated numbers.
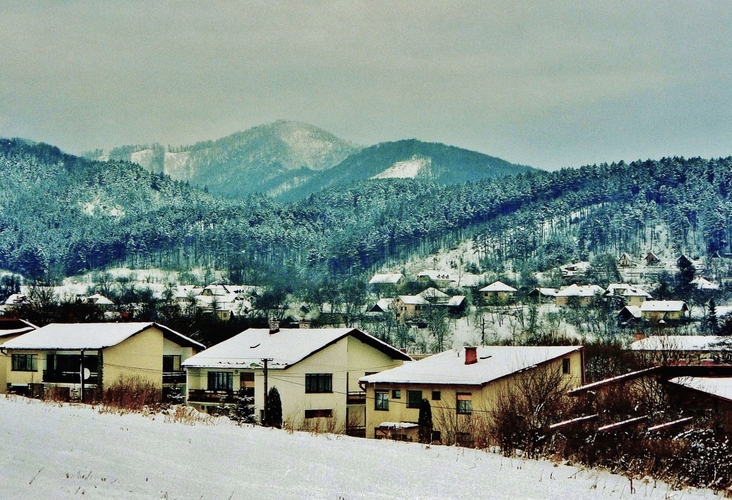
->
84, 120, 534, 201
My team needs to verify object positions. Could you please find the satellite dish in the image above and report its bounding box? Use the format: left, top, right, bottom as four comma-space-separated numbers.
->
83, 368, 91, 380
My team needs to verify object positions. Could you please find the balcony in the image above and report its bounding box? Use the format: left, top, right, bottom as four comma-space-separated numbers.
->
43, 370, 99, 385
347, 391, 366, 405
163, 371, 186, 384
188, 388, 254, 404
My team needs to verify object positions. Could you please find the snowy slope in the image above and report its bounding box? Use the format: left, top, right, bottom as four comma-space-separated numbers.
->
0, 396, 715, 499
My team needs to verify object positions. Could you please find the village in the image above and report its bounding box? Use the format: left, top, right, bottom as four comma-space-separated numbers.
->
1, 249, 732, 490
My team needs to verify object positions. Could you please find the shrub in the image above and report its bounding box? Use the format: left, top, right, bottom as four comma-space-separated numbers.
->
101, 376, 161, 412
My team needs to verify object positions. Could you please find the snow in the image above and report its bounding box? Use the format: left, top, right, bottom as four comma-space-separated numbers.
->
3, 322, 204, 351
372, 157, 430, 179
0, 395, 716, 499
361, 345, 581, 386
630, 335, 727, 352
668, 376, 732, 402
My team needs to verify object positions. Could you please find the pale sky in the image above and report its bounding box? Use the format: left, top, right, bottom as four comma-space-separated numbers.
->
1, 1, 731, 170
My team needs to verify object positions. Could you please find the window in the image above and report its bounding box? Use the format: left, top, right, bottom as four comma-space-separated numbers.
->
305, 373, 332, 393
305, 409, 333, 418
457, 393, 472, 414
431, 390, 441, 401
407, 390, 422, 408
208, 371, 233, 391
562, 358, 571, 374
11, 354, 37, 372
392, 389, 401, 399
163, 355, 181, 372
431, 430, 442, 443
375, 390, 389, 411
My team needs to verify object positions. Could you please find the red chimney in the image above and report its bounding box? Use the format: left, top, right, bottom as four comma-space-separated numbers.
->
634, 332, 645, 342
464, 346, 478, 365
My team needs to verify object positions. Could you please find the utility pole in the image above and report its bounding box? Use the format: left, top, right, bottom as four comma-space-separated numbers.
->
261, 358, 272, 424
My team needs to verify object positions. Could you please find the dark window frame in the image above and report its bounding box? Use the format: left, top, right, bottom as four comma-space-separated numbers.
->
375, 390, 389, 411
562, 358, 571, 374
392, 389, 401, 399
305, 373, 333, 393
457, 392, 472, 415
407, 390, 422, 408
431, 390, 441, 401
11, 353, 37, 372
305, 409, 333, 418
208, 371, 233, 391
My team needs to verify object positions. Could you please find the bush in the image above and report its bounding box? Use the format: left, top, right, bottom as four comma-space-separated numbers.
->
101, 376, 161, 412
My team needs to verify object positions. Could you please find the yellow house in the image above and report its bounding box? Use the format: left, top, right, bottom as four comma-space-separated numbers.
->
360, 345, 585, 445
182, 326, 411, 435
639, 300, 689, 323
479, 281, 517, 304
1, 322, 204, 400
0, 319, 37, 393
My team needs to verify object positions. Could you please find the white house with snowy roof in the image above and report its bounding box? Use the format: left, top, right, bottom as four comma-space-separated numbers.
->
182, 325, 411, 434
639, 300, 689, 322
359, 345, 585, 443
554, 284, 605, 306
479, 281, 518, 303
1, 322, 204, 399
368, 273, 404, 286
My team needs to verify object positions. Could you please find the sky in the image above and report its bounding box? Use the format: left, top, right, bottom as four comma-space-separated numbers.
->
1, 1, 731, 171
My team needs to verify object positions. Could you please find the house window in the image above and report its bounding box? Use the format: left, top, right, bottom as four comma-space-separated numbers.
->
407, 390, 422, 408
431, 430, 442, 443
392, 389, 401, 399
562, 358, 571, 374
305, 409, 333, 418
457, 393, 472, 414
431, 390, 441, 401
163, 355, 181, 372
11, 354, 37, 372
375, 390, 389, 411
208, 371, 233, 391
305, 373, 332, 393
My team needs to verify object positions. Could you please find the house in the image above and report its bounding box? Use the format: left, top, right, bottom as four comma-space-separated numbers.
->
691, 276, 720, 291
195, 284, 254, 320
639, 300, 689, 323
618, 253, 634, 268
360, 345, 584, 443
479, 281, 517, 304
630, 335, 732, 365
605, 283, 652, 307
182, 325, 411, 435
416, 270, 456, 287
645, 252, 661, 265
368, 273, 404, 286
0, 319, 37, 393
1, 322, 204, 400
393, 295, 429, 320
529, 287, 558, 302
554, 284, 604, 306
560, 262, 589, 280
367, 298, 395, 314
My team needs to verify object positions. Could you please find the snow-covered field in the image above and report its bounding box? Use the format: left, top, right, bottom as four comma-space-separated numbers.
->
0, 396, 718, 499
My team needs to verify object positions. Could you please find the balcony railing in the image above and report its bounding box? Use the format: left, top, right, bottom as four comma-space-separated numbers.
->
43, 370, 99, 384
347, 391, 366, 405
163, 371, 186, 384
188, 388, 254, 404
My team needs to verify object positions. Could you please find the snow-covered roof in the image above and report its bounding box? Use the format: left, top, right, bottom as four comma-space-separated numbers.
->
619, 305, 642, 319
691, 277, 720, 290
360, 345, 581, 386
555, 284, 604, 297
630, 335, 728, 351
86, 294, 114, 305
369, 273, 404, 285
4, 293, 28, 305
2, 322, 204, 351
419, 287, 449, 299
479, 281, 517, 293
639, 300, 687, 312
531, 287, 558, 297
668, 376, 732, 403
377, 422, 419, 429
369, 298, 394, 313
182, 327, 410, 370
398, 295, 429, 306
605, 283, 651, 298
447, 295, 466, 307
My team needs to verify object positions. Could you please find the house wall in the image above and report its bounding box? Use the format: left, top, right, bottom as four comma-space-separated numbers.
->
103, 327, 163, 388
4, 349, 44, 388
364, 352, 584, 442
0, 333, 23, 391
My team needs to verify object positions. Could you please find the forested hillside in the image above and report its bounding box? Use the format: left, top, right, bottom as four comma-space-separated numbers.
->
2, 138, 732, 289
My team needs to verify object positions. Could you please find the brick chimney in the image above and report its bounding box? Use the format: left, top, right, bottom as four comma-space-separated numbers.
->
269, 320, 280, 334
464, 346, 478, 365
634, 332, 645, 342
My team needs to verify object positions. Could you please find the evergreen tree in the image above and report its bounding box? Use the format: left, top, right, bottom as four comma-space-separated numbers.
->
264, 386, 282, 428
707, 298, 719, 334
418, 398, 433, 444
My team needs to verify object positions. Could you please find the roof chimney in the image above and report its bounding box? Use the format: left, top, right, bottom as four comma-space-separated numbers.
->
464, 346, 478, 365
269, 320, 280, 335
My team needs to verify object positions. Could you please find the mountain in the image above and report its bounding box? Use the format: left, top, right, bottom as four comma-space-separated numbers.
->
278, 139, 535, 202
5, 138, 732, 289
88, 124, 533, 201
86, 120, 361, 199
